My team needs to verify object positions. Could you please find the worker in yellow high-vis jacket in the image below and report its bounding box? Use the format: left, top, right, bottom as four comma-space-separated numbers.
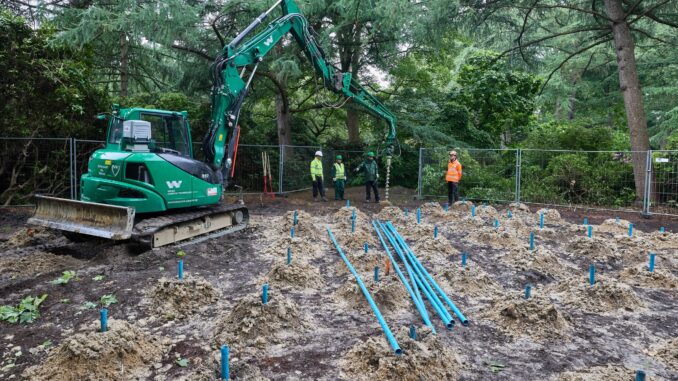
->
331, 155, 347, 200
310, 150, 327, 201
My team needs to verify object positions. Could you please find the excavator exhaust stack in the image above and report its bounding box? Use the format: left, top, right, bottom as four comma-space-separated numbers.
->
28, 195, 135, 240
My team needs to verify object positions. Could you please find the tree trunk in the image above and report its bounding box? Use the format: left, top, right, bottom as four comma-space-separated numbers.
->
119, 33, 129, 98
603, 0, 650, 202
346, 106, 360, 143
276, 93, 292, 147
567, 89, 576, 120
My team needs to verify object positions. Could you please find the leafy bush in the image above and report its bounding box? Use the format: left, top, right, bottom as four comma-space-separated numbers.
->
0, 295, 48, 324
51, 270, 76, 285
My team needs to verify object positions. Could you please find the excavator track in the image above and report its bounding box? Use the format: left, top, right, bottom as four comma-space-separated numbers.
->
132, 203, 249, 248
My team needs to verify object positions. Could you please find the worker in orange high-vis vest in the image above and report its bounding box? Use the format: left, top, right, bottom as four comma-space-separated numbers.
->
446, 150, 462, 204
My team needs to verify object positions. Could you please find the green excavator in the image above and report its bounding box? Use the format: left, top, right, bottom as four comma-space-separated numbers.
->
29, 0, 397, 248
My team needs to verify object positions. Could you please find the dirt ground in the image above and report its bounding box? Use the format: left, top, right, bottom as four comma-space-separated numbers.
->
0, 186, 677, 380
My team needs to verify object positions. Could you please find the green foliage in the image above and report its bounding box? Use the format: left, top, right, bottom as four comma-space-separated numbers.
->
176, 358, 189, 367
92, 275, 105, 281
82, 301, 97, 309
176, 250, 186, 258
51, 271, 77, 285
0, 295, 48, 324
100, 294, 118, 307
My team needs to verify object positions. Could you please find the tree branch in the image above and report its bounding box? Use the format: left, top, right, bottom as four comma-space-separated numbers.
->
171, 44, 212, 61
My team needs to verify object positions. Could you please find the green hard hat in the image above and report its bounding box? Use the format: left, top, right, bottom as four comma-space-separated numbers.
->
336, 155, 343, 160
367, 151, 375, 157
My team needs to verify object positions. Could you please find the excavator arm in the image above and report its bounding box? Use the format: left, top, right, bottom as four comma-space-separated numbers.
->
202, 0, 396, 194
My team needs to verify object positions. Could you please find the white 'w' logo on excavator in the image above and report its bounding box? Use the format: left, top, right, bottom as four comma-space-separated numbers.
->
264, 36, 274, 46
166, 181, 183, 189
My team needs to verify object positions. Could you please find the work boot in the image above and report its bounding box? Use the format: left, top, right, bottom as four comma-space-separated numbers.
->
321, 197, 328, 202
365, 199, 371, 203
313, 196, 319, 202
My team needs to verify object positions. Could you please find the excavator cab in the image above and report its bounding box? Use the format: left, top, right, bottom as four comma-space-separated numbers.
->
107, 110, 193, 158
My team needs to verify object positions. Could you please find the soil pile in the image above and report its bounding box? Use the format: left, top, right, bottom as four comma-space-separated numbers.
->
550, 365, 635, 381
418, 202, 446, 218
148, 275, 219, 320
332, 207, 378, 250
279, 210, 321, 240
264, 261, 325, 290
619, 266, 678, 289
466, 228, 524, 249
0, 250, 82, 280
536, 208, 564, 224
483, 293, 571, 339
410, 235, 459, 263
376, 206, 406, 223
509, 202, 531, 213
340, 326, 461, 381
1, 226, 60, 248
23, 319, 166, 381
553, 276, 643, 313
213, 290, 304, 348
566, 236, 619, 261
451, 200, 473, 213
440, 265, 503, 299
597, 218, 631, 235
501, 247, 568, 280
476, 205, 499, 219
647, 338, 678, 370
335, 275, 410, 314
646, 231, 678, 251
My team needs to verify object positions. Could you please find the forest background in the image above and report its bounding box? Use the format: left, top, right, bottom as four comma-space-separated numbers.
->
1, 0, 677, 207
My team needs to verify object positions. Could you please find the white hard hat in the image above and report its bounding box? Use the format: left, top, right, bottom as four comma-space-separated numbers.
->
315, 151, 323, 157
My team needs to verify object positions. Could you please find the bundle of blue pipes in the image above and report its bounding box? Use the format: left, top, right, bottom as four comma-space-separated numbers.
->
373, 220, 469, 329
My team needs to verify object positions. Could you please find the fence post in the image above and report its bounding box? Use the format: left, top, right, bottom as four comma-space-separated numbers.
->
73, 138, 79, 200
278, 145, 284, 195
417, 147, 423, 199
642, 150, 652, 216
69, 138, 75, 200
515, 149, 522, 203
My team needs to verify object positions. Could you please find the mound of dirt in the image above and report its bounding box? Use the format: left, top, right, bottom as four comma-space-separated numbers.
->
0, 250, 82, 280
550, 365, 635, 381
278, 210, 321, 240
390, 220, 435, 242
566, 236, 619, 261
476, 205, 499, 219
148, 275, 219, 320
376, 206, 406, 223
596, 218, 631, 235
335, 275, 410, 314
509, 202, 531, 213
536, 208, 563, 224
451, 200, 474, 213
440, 265, 503, 299
553, 276, 643, 313
1, 226, 61, 248
213, 290, 304, 348
647, 231, 678, 251
466, 228, 524, 249
23, 319, 166, 381
332, 207, 378, 250
261, 235, 324, 261
647, 338, 678, 370
618, 266, 678, 289
483, 293, 571, 339
264, 261, 325, 289
340, 326, 461, 381
418, 202, 446, 218
410, 236, 459, 264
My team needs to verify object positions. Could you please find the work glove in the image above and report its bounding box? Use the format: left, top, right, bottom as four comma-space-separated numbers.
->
376, 173, 379, 179
344, 176, 347, 180
333, 177, 337, 182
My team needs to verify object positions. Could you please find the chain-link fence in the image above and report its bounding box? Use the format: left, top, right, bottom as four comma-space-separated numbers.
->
417, 147, 678, 216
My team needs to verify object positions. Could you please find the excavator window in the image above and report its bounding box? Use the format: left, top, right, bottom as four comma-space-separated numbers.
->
140, 113, 191, 157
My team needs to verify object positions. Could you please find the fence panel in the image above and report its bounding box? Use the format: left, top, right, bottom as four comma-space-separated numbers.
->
648, 150, 678, 216
419, 147, 517, 203
0, 137, 72, 205
519, 149, 639, 211
228, 144, 280, 194
281, 145, 321, 193
74, 139, 105, 199
320, 149, 369, 189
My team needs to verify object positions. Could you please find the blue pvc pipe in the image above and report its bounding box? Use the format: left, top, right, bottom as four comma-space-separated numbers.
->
262, 284, 269, 304
524, 284, 531, 299
386, 222, 469, 326
471, 205, 475, 217
404, 208, 409, 217
434, 225, 438, 238
616, 217, 620, 224
178, 260, 184, 280
372, 221, 434, 333
221, 345, 229, 380
589, 264, 595, 286
508, 210, 512, 219
461, 252, 467, 267
291, 227, 295, 238
417, 208, 421, 224
649, 253, 656, 273
327, 227, 402, 355
529, 232, 535, 250
660, 226, 665, 233
444, 203, 449, 212
351, 218, 355, 233
587, 225, 592, 238
494, 219, 499, 229
293, 210, 298, 226
409, 324, 417, 340
374, 266, 379, 282
539, 213, 544, 229
100, 308, 108, 332
346, 199, 350, 208
352, 209, 356, 220
628, 223, 633, 237
635, 370, 646, 381
583, 217, 588, 225
287, 247, 292, 265
364, 242, 369, 253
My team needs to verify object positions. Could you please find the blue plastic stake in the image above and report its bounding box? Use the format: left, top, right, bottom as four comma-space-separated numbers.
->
494, 219, 499, 229
100, 308, 108, 332
539, 213, 544, 229
628, 223, 634, 237
287, 247, 292, 265
635, 370, 646, 381
471, 205, 476, 217
616, 217, 620, 224
508, 210, 513, 219
221, 345, 229, 380
461, 252, 467, 267
293, 210, 298, 226
529, 232, 535, 250
417, 208, 421, 224
262, 284, 269, 304
589, 264, 596, 286
584, 217, 588, 226
364, 243, 369, 253
351, 218, 356, 233
409, 324, 417, 340
434, 225, 438, 238
649, 253, 656, 273
290, 227, 295, 238
524, 284, 531, 299
587, 225, 593, 238
346, 199, 350, 208
374, 266, 379, 282
352, 209, 356, 221
404, 208, 409, 217
444, 203, 449, 212
178, 260, 184, 280
660, 226, 665, 233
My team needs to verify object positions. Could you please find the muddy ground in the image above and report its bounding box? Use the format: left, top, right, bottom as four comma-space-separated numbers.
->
0, 186, 676, 380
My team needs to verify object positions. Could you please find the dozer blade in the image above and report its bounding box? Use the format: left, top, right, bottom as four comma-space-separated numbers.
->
28, 195, 135, 240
